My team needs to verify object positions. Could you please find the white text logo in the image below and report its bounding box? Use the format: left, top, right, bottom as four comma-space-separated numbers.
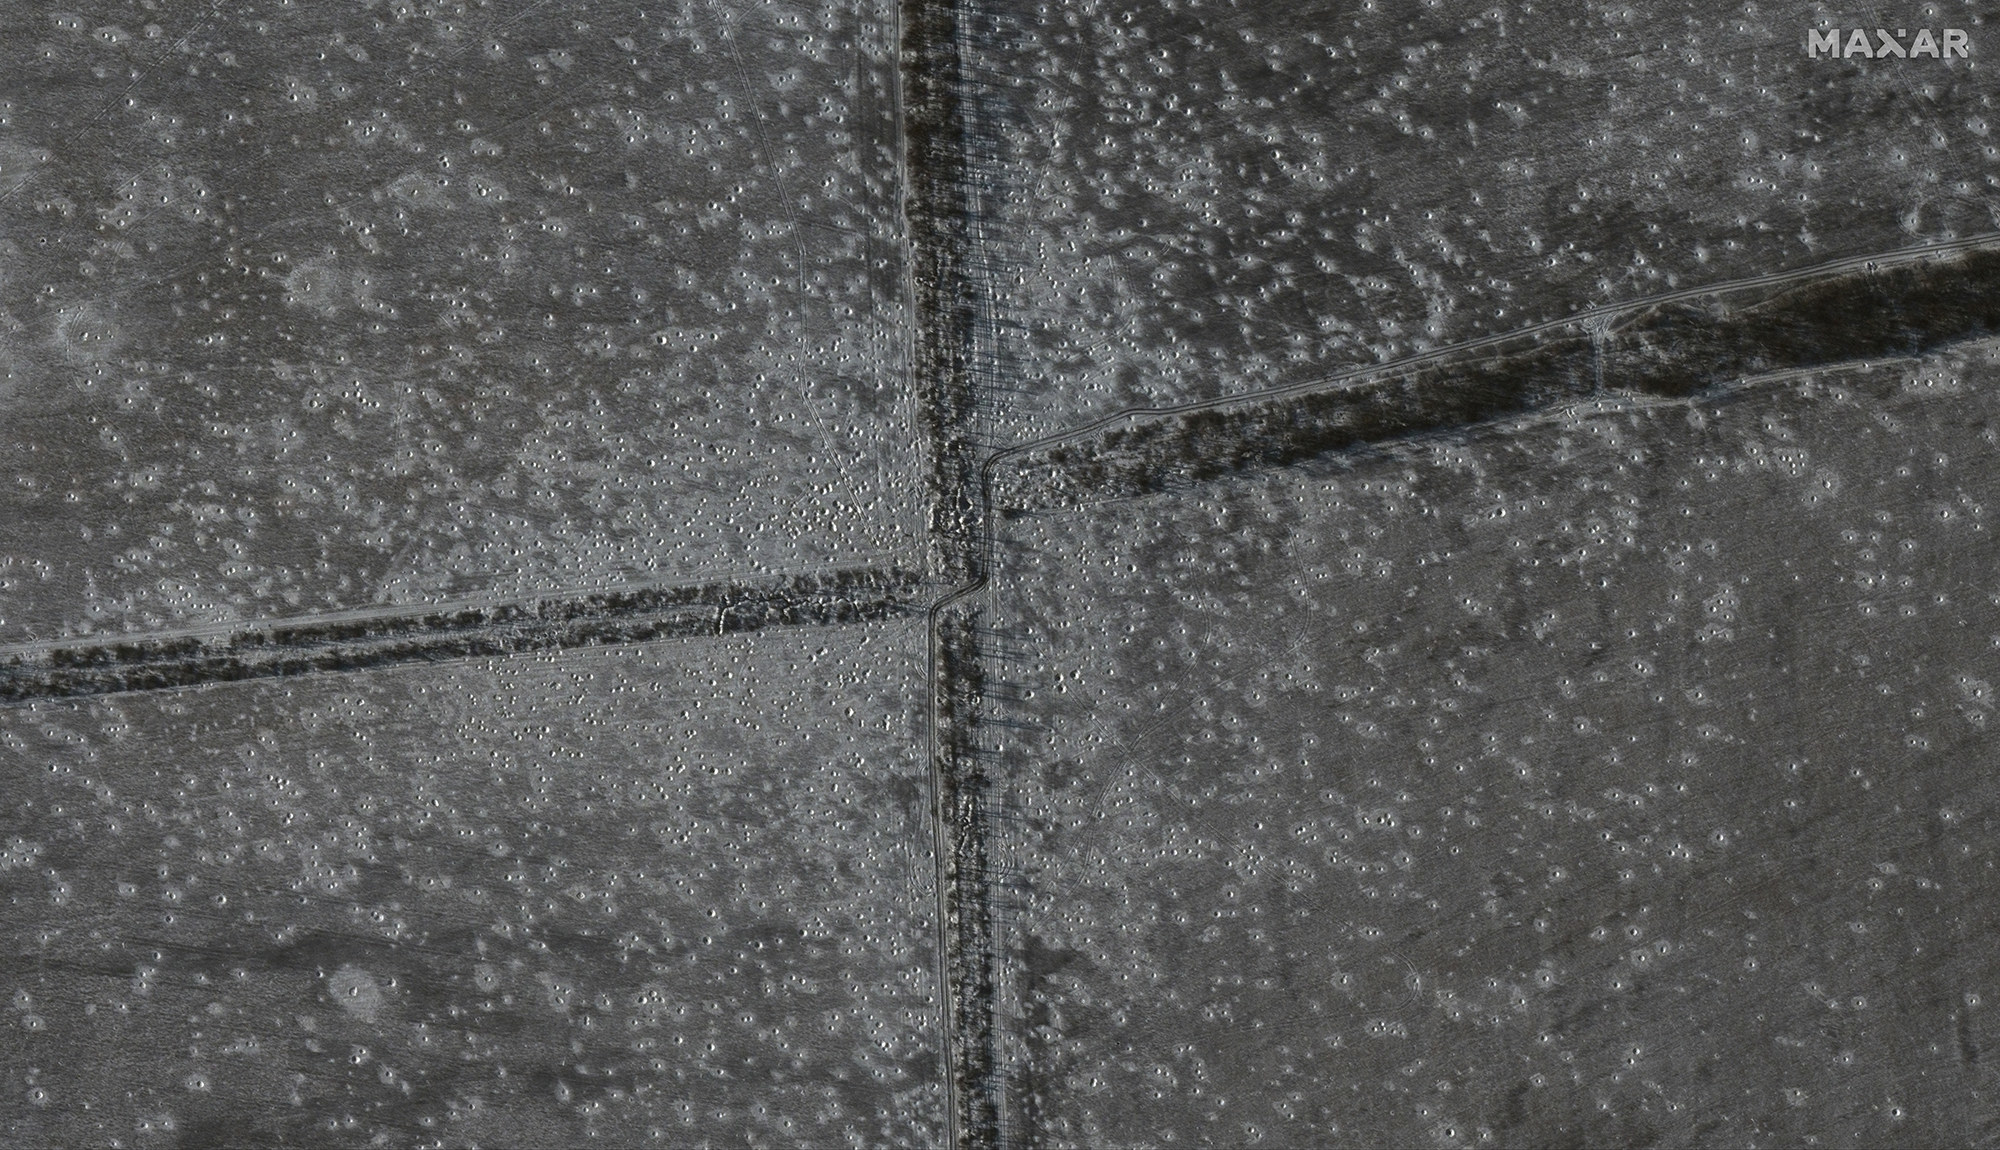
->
1808, 28, 1970, 57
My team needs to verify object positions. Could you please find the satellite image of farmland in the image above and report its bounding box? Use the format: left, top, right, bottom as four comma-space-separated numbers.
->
3, 1, 1999, 1147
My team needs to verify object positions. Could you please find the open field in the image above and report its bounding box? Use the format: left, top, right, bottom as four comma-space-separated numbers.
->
0, 0, 918, 644
983, 339, 2000, 1146
0, 619, 944, 1148
971, 0, 2000, 440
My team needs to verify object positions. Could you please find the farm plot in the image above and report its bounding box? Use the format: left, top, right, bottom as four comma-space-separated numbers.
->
970, 0, 2000, 440
0, 618, 944, 1148
0, 0, 917, 644
982, 341, 2000, 1146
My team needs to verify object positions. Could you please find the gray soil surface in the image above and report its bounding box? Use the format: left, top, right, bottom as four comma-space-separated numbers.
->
5, 2, 1999, 1147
